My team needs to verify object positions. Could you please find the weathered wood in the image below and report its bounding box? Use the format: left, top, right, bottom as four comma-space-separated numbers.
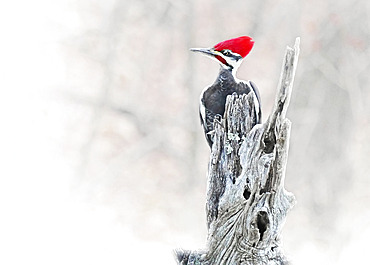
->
176, 38, 300, 265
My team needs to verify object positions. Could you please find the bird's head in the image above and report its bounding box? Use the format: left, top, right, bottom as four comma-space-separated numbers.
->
190, 36, 254, 71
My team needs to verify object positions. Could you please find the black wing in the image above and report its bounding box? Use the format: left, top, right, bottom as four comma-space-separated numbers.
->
199, 96, 216, 148
248, 81, 262, 124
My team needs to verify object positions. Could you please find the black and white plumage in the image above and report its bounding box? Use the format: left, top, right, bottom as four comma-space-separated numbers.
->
191, 36, 262, 148
199, 69, 261, 147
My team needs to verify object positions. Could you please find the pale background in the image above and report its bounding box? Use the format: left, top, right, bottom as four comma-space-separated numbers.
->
1, 0, 369, 264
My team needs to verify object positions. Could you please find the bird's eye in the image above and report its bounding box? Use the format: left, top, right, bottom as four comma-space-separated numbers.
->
223, 50, 230, 56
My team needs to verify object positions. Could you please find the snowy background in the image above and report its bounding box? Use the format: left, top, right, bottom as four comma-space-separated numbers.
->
1, 0, 370, 264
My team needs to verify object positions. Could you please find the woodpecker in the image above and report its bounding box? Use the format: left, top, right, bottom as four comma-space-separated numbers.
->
191, 36, 262, 147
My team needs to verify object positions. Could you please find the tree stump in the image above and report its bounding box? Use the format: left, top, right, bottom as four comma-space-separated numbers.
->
176, 38, 300, 265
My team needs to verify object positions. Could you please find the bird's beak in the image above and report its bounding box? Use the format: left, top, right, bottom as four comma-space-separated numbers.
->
190, 47, 222, 57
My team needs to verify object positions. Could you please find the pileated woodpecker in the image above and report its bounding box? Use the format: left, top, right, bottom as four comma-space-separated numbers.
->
191, 36, 262, 147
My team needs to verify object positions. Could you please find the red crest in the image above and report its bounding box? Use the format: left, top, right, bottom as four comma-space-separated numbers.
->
214, 36, 254, 58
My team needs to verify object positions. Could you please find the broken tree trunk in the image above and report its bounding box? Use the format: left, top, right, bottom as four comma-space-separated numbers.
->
176, 38, 300, 265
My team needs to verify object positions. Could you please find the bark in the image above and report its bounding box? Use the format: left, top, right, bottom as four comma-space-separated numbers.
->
176, 38, 300, 265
